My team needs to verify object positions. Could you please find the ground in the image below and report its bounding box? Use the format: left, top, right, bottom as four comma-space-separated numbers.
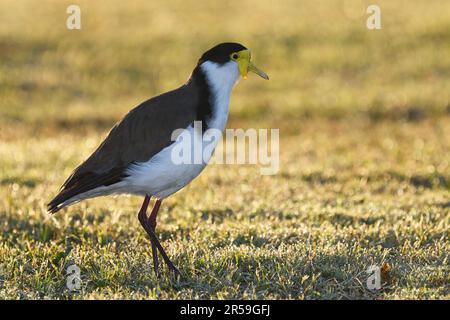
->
0, 0, 449, 299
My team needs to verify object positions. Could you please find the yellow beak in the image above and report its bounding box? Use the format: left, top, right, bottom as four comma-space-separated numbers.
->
236, 50, 269, 80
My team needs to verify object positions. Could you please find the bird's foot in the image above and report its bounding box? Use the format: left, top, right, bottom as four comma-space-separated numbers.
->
166, 260, 181, 278
143, 221, 181, 279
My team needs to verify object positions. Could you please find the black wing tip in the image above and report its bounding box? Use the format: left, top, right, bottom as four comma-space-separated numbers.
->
47, 197, 64, 214
47, 189, 72, 214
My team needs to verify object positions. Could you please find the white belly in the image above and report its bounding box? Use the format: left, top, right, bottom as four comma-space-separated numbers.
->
124, 124, 216, 198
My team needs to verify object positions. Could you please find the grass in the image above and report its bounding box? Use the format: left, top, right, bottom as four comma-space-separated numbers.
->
0, 0, 449, 299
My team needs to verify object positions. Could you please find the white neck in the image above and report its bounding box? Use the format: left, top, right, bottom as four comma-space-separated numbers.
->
200, 61, 240, 131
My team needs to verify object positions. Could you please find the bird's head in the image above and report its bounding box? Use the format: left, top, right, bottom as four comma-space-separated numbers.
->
197, 43, 269, 84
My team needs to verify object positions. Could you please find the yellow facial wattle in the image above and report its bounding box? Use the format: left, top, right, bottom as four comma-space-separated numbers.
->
232, 50, 269, 80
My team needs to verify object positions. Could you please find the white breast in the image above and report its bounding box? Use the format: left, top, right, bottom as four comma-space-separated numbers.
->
201, 60, 240, 131
124, 60, 240, 199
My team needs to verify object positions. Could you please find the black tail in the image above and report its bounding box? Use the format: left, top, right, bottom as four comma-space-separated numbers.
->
48, 167, 128, 214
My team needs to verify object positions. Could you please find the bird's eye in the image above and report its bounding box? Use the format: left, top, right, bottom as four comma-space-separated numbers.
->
232, 53, 238, 60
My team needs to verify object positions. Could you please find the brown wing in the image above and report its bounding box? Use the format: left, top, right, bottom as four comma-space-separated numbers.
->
48, 83, 199, 213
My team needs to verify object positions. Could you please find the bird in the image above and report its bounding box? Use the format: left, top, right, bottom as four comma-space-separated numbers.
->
48, 42, 269, 277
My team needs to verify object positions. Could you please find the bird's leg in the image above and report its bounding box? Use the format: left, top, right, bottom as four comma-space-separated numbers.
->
147, 199, 181, 276
137, 196, 180, 277
137, 195, 160, 276
147, 199, 161, 278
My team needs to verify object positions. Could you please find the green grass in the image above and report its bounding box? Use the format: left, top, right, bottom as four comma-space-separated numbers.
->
0, 0, 449, 299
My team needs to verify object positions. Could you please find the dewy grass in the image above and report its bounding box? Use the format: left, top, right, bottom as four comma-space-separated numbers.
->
0, 0, 449, 299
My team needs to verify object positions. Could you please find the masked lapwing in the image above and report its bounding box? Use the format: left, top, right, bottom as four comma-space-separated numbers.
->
48, 42, 269, 277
